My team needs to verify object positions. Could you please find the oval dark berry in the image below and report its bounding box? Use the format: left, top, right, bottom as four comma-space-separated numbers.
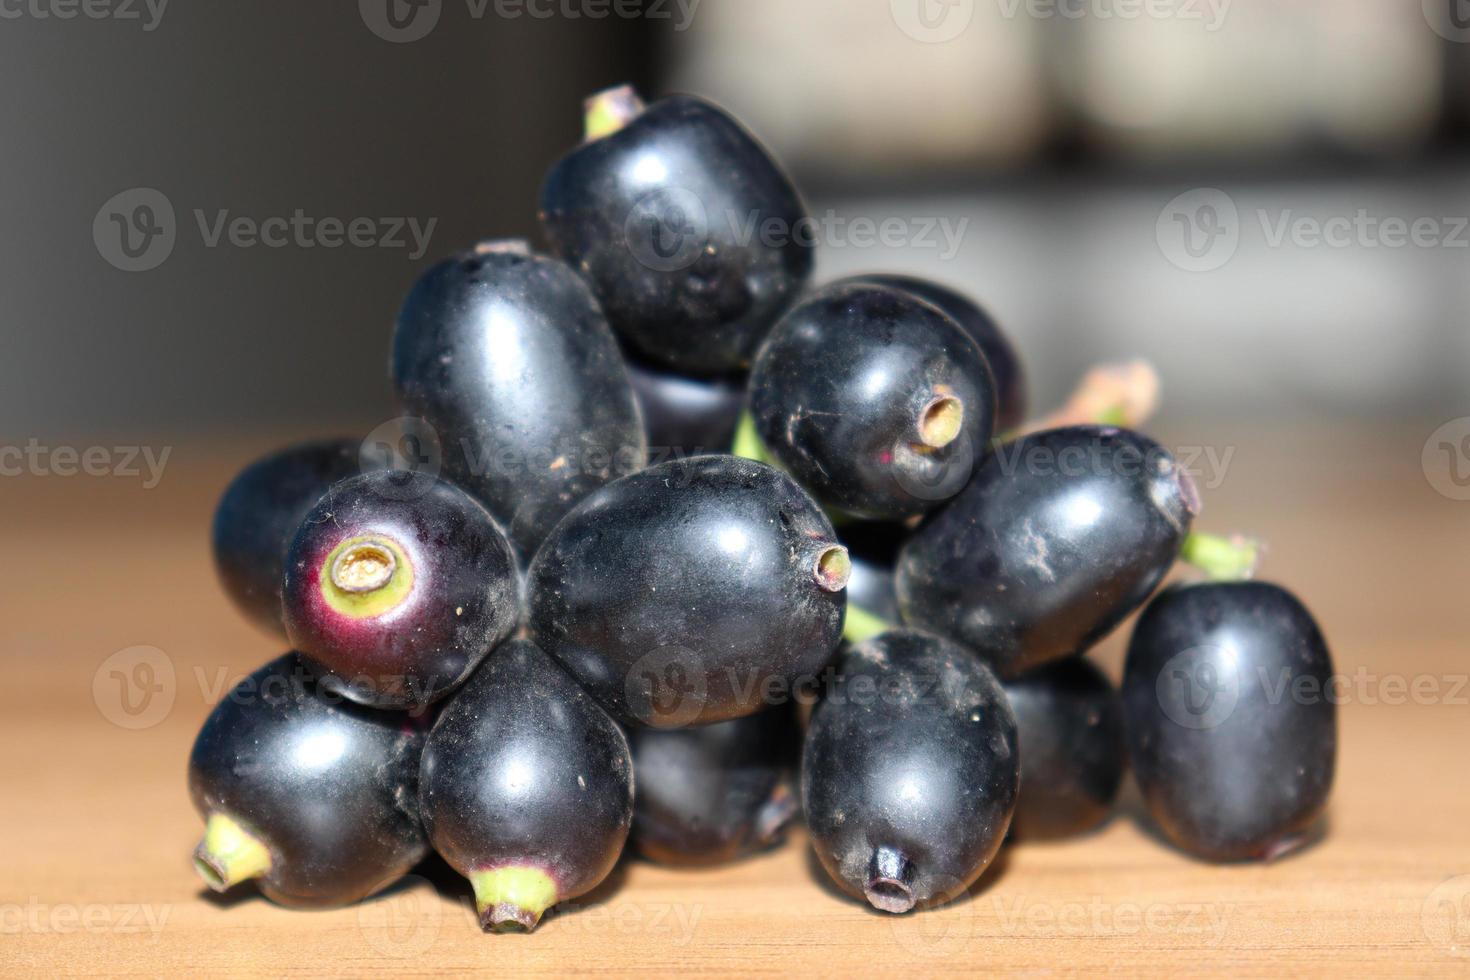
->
802, 629, 1018, 913
1002, 657, 1125, 840
188, 654, 427, 908
282, 472, 518, 710
630, 706, 799, 866
419, 640, 633, 932
897, 425, 1198, 677
540, 87, 813, 375
844, 274, 1027, 433
749, 282, 997, 520
626, 351, 744, 460
1123, 581, 1336, 862
528, 455, 848, 728
391, 241, 645, 559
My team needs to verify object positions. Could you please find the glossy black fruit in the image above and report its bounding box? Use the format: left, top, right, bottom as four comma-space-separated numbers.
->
803, 630, 1018, 913
1123, 582, 1336, 862
847, 274, 1027, 433
391, 241, 645, 559
1002, 658, 1125, 839
540, 86, 813, 375
749, 282, 997, 520
897, 426, 1199, 678
419, 640, 633, 932
211, 439, 365, 638
528, 455, 848, 728
188, 654, 427, 908
282, 471, 518, 710
630, 707, 799, 866
626, 352, 744, 459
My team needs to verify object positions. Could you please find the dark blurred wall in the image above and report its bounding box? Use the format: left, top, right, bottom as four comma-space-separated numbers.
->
0, 3, 653, 440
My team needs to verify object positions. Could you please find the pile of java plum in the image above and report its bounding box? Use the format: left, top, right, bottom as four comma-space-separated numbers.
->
191, 86, 1336, 932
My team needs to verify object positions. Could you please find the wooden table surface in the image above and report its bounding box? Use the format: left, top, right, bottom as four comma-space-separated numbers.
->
3, 421, 1468, 977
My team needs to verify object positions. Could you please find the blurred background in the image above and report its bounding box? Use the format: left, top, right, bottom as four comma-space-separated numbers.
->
2, 0, 1468, 442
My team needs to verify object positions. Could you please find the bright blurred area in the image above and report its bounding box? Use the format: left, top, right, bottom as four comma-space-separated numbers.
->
1, 0, 1467, 438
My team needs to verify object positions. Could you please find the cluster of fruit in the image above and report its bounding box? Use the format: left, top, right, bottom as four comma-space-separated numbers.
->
190, 86, 1336, 931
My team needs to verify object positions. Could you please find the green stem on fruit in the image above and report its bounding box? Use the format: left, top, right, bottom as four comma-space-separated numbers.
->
1180, 532, 1261, 582
583, 85, 646, 142
469, 866, 559, 933
193, 813, 272, 892
844, 603, 896, 645
731, 411, 772, 464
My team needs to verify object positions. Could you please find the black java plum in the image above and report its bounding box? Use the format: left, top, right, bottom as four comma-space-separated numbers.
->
528, 455, 848, 728
630, 707, 799, 866
1123, 582, 1336, 862
626, 353, 745, 459
802, 630, 1018, 914
419, 640, 633, 932
282, 472, 518, 710
749, 282, 997, 520
540, 86, 813, 375
391, 241, 645, 559
1002, 658, 1125, 840
187, 654, 427, 908
844, 274, 1027, 433
897, 426, 1199, 678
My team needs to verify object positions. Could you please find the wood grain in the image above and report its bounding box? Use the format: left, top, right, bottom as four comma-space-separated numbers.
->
2, 422, 1467, 977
